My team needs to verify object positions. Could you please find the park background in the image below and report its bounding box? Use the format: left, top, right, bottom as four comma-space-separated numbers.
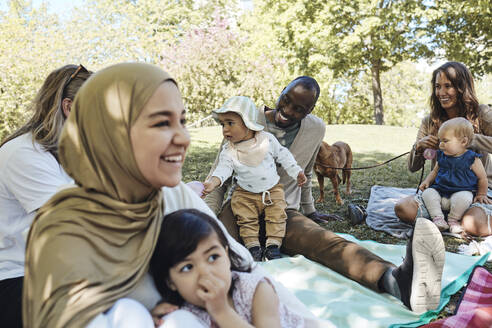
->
0, 0, 490, 140
1, 0, 491, 320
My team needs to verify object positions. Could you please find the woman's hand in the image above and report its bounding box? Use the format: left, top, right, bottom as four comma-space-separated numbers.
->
416, 135, 439, 154
473, 194, 492, 204
150, 302, 178, 327
297, 171, 307, 187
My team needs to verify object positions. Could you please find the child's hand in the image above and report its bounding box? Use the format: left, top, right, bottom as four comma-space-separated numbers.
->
419, 182, 429, 191
297, 171, 307, 187
202, 177, 221, 198
196, 274, 232, 320
150, 302, 178, 327
474, 194, 492, 204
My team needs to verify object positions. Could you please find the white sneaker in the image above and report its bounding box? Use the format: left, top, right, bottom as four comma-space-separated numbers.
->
410, 218, 445, 313
393, 217, 446, 314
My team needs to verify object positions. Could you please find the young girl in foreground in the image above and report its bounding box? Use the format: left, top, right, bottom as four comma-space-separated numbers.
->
419, 117, 491, 233
149, 209, 303, 328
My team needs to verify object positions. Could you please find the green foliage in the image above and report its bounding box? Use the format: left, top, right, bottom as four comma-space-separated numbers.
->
313, 61, 429, 127
314, 79, 374, 125
426, 0, 492, 76
0, 0, 239, 140
369, 61, 429, 127
67, 0, 237, 65
161, 17, 283, 122
251, 0, 433, 125
476, 74, 492, 105
0, 1, 63, 141
0, 0, 490, 141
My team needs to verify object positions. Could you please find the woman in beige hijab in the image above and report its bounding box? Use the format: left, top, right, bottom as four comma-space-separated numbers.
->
21, 62, 239, 327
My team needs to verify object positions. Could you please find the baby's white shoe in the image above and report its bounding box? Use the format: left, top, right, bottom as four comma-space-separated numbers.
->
432, 216, 449, 231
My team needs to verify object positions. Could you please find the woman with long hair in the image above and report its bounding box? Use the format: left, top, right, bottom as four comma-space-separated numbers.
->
0, 64, 91, 327
395, 61, 492, 236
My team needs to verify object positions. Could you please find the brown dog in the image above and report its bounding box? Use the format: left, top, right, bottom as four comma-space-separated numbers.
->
314, 141, 352, 205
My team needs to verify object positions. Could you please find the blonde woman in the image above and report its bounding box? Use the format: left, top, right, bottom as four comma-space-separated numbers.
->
0, 64, 91, 327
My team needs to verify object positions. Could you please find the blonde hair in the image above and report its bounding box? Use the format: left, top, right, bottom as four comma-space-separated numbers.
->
438, 117, 474, 147
0, 65, 92, 159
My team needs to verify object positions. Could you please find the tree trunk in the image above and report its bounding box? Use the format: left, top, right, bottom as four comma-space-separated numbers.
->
371, 61, 384, 125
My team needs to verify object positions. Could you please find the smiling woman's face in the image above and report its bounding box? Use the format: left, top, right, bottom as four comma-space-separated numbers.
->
130, 81, 190, 189
435, 71, 458, 112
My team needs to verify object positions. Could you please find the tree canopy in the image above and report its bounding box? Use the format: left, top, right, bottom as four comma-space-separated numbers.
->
426, 0, 491, 76
0, 0, 490, 141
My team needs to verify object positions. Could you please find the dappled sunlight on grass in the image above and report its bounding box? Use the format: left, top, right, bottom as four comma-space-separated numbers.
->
312, 151, 420, 247
188, 124, 419, 155
182, 143, 219, 182
323, 124, 418, 155
183, 126, 492, 322
188, 126, 223, 145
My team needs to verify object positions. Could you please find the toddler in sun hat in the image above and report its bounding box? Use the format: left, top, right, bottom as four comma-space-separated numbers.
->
203, 96, 307, 261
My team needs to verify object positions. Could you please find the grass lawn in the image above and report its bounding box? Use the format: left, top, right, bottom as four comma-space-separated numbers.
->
183, 123, 491, 320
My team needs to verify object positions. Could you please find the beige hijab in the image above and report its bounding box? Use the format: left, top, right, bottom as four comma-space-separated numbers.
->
23, 63, 175, 328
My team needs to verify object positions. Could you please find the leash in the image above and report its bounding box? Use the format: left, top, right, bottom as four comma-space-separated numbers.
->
315, 150, 426, 194
314, 151, 410, 171
416, 165, 425, 194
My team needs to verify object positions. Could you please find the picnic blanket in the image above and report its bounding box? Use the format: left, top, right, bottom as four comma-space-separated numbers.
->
261, 233, 489, 328
365, 185, 416, 239
422, 265, 492, 328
